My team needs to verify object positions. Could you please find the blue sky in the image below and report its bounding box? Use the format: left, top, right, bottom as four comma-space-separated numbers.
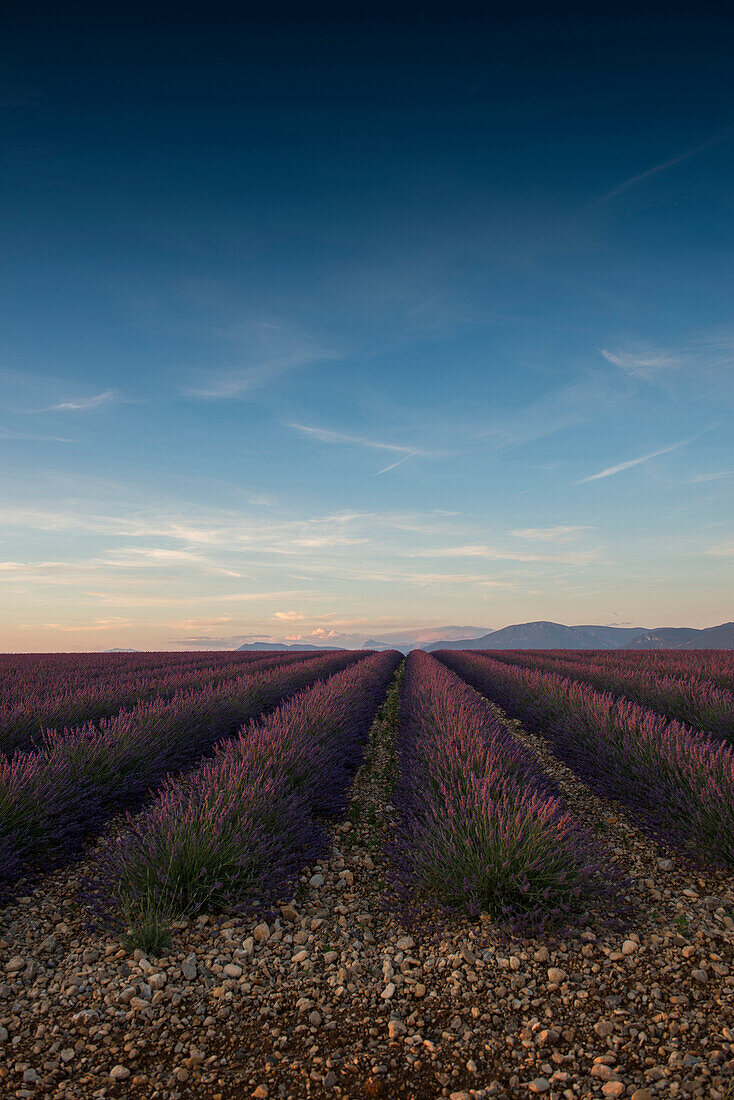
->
1, 4, 733, 649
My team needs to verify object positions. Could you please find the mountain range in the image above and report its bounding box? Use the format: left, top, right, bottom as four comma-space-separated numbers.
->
238, 621, 734, 653
426, 620, 734, 651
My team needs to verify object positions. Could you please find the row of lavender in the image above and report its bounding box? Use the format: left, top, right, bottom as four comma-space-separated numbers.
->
0, 650, 323, 757
92, 650, 401, 947
436, 651, 734, 867
527, 647, 734, 692
486, 649, 734, 741
0, 649, 267, 696
390, 652, 610, 927
0, 649, 364, 899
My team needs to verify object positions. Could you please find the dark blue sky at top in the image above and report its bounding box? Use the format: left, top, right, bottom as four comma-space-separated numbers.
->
1, 2, 733, 647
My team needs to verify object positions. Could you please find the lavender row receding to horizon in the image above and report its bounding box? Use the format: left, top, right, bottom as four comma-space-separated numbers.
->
0, 649, 327, 758
389, 651, 611, 929
0, 649, 365, 898
94, 650, 402, 936
515, 648, 734, 693
485, 649, 734, 743
437, 651, 734, 868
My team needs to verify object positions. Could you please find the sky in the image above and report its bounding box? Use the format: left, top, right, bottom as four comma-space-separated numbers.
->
1, 2, 733, 650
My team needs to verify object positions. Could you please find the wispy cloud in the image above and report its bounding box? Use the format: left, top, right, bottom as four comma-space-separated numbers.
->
599, 333, 734, 415
47, 389, 118, 412
185, 321, 340, 398
512, 525, 591, 542
588, 125, 733, 207
44, 617, 136, 633
687, 470, 734, 484
0, 428, 76, 443
576, 440, 690, 484
375, 451, 419, 476
707, 543, 734, 557
600, 347, 681, 380
406, 544, 603, 565
478, 373, 633, 451
101, 547, 245, 578
289, 422, 430, 456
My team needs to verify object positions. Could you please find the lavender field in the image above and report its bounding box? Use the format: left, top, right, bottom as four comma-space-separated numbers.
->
0, 649, 732, 1100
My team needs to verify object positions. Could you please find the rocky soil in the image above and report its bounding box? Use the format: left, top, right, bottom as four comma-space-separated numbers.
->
0, 676, 733, 1100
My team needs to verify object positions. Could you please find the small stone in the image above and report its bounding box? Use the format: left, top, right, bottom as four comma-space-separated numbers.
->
538, 1028, 560, 1045
450, 1093, 472, 1100
0, 1026, 8, 1042
182, 958, 197, 980
631, 1091, 654, 1100
23, 1069, 39, 1083
413, 983, 426, 997
388, 1019, 406, 1038
308, 1010, 322, 1027
292, 949, 309, 964
396, 936, 415, 950
109, 1065, 131, 1081
309, 874, 325, 888
224, 963, 242, 978
594, 1020, 615, 1038
60, 1048, 75, 1063
529, 1079, 550, 1094
657, 858, 674, 871
5, 956, 25, 973
252, 1087, 268, 1099
691, 968, 708, 982
281, 905, 298, 922
591, 1064, 618, 1080
602, 1084, 625, 1098
253, 922, 270, 944
547, 967, 566, 983
622, 939, 638, 955
381, 982, 396, 1000
71, 1009, 99, 1025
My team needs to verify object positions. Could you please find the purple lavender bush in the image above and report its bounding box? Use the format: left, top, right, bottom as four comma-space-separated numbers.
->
0, 649, 364, 899
93, 651, 400, 946
437, 651, 734, 866
391, 652, 610, 929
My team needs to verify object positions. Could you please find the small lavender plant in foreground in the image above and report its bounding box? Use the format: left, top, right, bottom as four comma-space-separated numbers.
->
92, 650, 401, 948
391, 652, 611, 929
437, 650, 734, 866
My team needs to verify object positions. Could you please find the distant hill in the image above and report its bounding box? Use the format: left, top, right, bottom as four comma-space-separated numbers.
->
235, 621, 734, 654
237, 641, 330, 652
357, 627, 489, 653
427, 620, 734, 651
624, 628, 702, 650
626, 622, 734, 650
427, 621, 647, 651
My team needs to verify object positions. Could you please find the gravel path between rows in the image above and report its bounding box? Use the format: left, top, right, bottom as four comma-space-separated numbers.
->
0, 672, 733, 1100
